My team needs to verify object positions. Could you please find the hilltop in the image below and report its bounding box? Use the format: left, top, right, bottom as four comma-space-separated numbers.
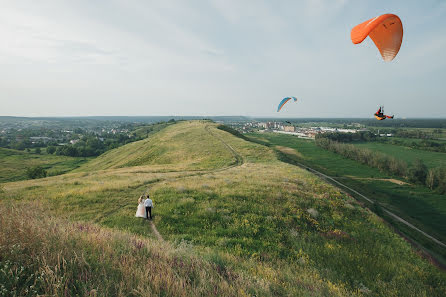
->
76, 121, 247, 172
1, 121, 445, 296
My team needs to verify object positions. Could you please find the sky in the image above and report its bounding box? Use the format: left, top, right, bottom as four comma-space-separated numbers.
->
1, 0, 446, 118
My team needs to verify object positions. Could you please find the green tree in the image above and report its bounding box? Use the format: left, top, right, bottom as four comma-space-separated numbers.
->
409, 159, 428, 184
35, 147, 41, 154
47, 146, 56, 154
426, 169, 437, 190
26, 166, 47, 179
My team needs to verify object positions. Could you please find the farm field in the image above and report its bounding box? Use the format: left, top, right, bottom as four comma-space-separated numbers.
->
1, 121, 445, 296
248, 132, 446, 263
0, 147, 89, 183
353, 142, 446, 168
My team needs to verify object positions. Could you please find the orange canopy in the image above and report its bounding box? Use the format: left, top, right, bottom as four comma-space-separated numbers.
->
351, 14, 403, 62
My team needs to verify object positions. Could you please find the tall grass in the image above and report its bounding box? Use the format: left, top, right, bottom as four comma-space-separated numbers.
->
0, 203, 271, 297
0, 202, 361, 296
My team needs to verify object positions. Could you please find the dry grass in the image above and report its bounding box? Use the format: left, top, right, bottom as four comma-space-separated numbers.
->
275, 145, 304, 159
0, 202, 356, 297
0, 203, 264, 296
344, 176, 409, 185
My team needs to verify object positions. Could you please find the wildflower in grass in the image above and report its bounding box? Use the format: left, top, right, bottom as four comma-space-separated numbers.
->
307, 208, 319, 218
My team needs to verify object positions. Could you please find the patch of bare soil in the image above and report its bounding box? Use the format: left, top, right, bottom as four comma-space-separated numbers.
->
345, 176, 409, 185
275, 146, 304, 158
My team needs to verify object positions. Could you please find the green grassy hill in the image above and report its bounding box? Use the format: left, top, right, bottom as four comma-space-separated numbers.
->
1, 121, 445, 296
76, 121, 249, 172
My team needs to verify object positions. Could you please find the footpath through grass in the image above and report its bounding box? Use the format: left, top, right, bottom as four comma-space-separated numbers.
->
248, 132, 446, 265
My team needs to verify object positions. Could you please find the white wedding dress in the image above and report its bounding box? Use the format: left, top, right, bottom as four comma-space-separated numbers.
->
135, 202, 146, 218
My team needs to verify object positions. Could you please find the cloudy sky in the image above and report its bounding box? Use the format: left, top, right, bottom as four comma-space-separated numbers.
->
1, 0, 445, 117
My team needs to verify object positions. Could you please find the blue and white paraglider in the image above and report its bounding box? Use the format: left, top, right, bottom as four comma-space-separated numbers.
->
277, 97, 298, 112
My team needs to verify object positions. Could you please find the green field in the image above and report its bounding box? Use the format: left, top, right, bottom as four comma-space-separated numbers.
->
248, 133, 446, 263
354, 142, 446, 168
1, 122, 445, 296
0, 148, 90, 183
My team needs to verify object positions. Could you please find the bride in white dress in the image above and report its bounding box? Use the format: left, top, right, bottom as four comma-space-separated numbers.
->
135, 196, 146, 218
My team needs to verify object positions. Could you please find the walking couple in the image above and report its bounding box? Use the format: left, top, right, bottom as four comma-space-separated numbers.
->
136, 194, 153, 220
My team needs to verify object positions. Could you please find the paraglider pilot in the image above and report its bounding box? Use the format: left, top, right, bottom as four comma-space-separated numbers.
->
374, 106, 394, 121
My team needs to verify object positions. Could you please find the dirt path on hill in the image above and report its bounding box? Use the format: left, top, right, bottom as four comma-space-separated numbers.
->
139, 125, 245, 241
149, 220, 163, 241
205, 125, 244, 170
341, 176, 409, 185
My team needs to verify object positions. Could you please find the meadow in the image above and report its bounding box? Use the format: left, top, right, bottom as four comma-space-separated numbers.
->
0, 202, 277, 297
248, 132, 446, 264
353, 142, 446, 168
0, 147, 89, 183
1, 121, 445, 296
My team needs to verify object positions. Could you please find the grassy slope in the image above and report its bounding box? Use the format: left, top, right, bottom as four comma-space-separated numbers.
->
354, 142, 446, 168
1, 122, 445, 296
76, 121, 236, 172
0, 203, 282, 297
0, 147, 89, 183
249, 133, 446, 263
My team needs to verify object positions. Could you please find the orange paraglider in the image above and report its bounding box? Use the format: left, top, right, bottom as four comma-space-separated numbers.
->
351, 14, 403, 61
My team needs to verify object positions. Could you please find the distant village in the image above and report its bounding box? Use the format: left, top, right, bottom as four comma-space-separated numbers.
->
227, 121, 393, 139
0, 118, 135, 154
0, 128, 130, 147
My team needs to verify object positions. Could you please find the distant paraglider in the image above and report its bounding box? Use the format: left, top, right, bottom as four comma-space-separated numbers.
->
351, 14, 403, 61
374, 106, 394, 120
277, 97, 298, 112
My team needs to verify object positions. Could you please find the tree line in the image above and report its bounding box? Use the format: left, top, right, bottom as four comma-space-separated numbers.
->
379, 138, 446, 153
319, 131, 377, 142
315, 138, 446, 194
45, 134, 142, 157
319, 131, 446, 153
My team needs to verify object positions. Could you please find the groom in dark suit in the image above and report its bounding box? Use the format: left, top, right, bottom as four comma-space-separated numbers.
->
144, 194, 153, 220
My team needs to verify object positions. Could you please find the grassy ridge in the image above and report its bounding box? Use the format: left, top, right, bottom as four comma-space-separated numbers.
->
1, 122, 445, 296
0, 148, 89, 183
77, 121, 237, 172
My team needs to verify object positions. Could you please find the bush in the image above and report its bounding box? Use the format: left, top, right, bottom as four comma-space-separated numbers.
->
408, 159, 427, 184
426, 167, 446, 194
47, 146, 56, 154
26, 166, 47, 179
